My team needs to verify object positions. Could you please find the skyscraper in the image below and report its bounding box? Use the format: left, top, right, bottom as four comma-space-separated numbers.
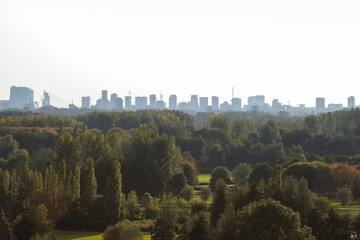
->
135, 96, 148, 109
9, 86, 34, 109
149, 94, 156, 109
190, 95, 199, 110
316, 98, 325, 113
82, 96, 91, 109
199, 97, 208, 111
231, 98, 242, 111
125, 96, 132, 110
42, 91, 50, 107
212, 96, 219, 110
348, 96, 355, 109
169, 95, 177, 109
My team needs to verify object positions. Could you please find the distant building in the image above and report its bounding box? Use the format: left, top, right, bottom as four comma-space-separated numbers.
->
348, 96, 355, 109
9, 86, 34, 109
115, 97, 123, 110
0, 100, 9, 110
212, 96, 219, 110
199, 97, 208, 111
178, 102, 188, 110
231, 98, 242, 111
328, 103, 343, 112
272, 99, 282, 112
125, 96, 132, 110
189, 95, 199, 110
149, 94, 156, 109
220, 101, 232, 111
102, 90, 108, 101
135, 97, 148, 109
156, 100, 166, 109
316, 98, 325, 113
42, 91, 50, 107
82, 96, 91, 109
169, 95, 177, 109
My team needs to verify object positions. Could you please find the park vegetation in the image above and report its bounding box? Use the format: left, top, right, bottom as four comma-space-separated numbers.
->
1, 109, 360, 239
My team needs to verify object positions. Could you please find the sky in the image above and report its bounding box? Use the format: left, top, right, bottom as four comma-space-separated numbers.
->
1, 0, 360, 108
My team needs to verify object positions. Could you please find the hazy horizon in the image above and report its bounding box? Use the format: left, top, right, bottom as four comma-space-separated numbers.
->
1, 0, 360, 108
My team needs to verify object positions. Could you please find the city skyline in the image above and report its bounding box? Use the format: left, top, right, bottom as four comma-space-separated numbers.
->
1, 0, 360, 108
0, 85, 356, 116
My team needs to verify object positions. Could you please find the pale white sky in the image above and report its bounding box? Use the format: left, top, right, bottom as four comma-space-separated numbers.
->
1, 0, 360, 108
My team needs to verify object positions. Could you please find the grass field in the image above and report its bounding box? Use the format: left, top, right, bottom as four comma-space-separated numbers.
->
55, 230, 152, 240
54, 231, 102, 240
332, 201, 360, 216
197, 174, 211, 184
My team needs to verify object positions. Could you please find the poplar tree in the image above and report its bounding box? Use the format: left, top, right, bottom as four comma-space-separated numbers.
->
80, 157, 97, 213
104, 160, 123, 224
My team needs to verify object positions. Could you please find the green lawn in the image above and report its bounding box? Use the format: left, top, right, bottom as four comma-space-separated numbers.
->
332, 201, 360, 216
54, 230, 102, 240
55, 230, 151, 240
198, 174, 211, 184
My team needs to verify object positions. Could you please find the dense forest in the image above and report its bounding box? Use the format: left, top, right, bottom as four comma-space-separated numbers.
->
1, 109, 360, 239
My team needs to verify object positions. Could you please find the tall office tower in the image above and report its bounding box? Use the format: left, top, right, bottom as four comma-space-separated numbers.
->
316, 98, 325, 113
135, 96, 148, 109
231, 98, 242, 111
125, 96, 132, 110
110, 93, 118, 109
42, 91, 50, 107
102, 90, 108, 101
348, 96, 355, 109
82, 96, 91, 109
256, 95, 265, 105
169, 95, 177, 109
272, 99, 282, 112
199, 97, 208, 111
149, 94, 156, 109
115, 97, 123, 109
190, 95, 199, 110
9, 86, 34, 109
212, 96, 219, 110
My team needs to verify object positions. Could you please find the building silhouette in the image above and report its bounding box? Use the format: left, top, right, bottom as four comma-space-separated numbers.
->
348, 96, 355, 109
231, 98, 242, 111
9, 86, 34, 109
42, 91, 50, 107
199, 97, 208, 111
212, 96, 219, 110
82, 96, 91, 109
316, 98, 325, 113
169, 95, 177, 109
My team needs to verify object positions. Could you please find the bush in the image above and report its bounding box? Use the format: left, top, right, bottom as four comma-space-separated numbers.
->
103, 220, 142, 240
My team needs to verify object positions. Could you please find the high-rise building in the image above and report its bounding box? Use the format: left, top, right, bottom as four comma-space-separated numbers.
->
135, 96, 148, 109
348, 96, 355, 109
156, 100, 166, 109
189, 95, 199, 110
212, 96, 219, 110
9, 86, 34, 109
231, 98, 242, 111
125, 96, 132, 110
0, 100, 9, 110
199, 97, 208, 111
316, 98, 325, 113
169, 95, 177, 109
82, 96, 91, 109
102, 90, 108, 101
115, 97, 123, 110
110, 93, 118, 109
328, 103, 343, 112
149, 94, 156, 109
42, 91, 50, 107
272, 99, 282, 112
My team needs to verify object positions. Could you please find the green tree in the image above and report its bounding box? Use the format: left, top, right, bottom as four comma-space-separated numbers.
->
304, 115, 321, 136
180, 185, 195, 202
105, 160, 123, 224
232, 163, 251, 185
103, 220, 142, 240
80, 157, 97, 215
151, 217, 176, 240
248, 162, 272, 183
200, 187, 211, 202
212, 203, 236, 240
188, 211, 210, 240
236, 198, 315, 240
210, 166, 232, 191
337, 187, 352, 206
125, 191, 141, 221
259, 120, 281, 144
210, 179, 228, 226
